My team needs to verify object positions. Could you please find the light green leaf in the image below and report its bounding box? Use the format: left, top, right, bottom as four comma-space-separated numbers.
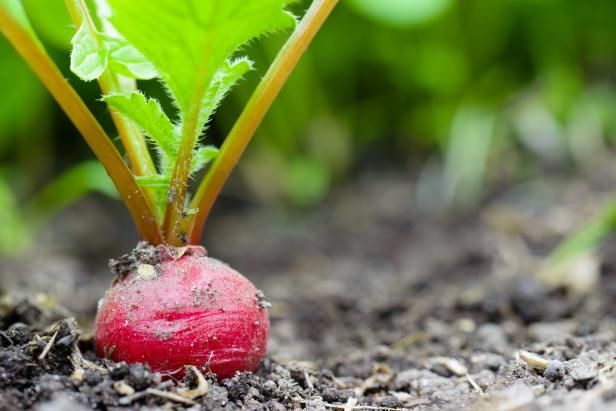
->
107, 0, 296, 115
70, 22, 109, 81
198, 58, 254, 130
106, 36, 158, 80
103, 92, 177, 163
191, 145, 219, 174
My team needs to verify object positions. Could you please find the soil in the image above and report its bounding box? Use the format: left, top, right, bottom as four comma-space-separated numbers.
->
2, 171, 616, 410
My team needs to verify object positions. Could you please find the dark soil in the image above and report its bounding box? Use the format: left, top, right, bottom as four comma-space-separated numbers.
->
2, 172, 616, 410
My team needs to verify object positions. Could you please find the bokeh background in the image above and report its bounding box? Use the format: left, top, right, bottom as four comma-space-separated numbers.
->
2, 0, 616, 256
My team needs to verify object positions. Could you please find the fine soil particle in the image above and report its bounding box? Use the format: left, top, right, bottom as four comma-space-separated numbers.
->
2, 172, 616, 410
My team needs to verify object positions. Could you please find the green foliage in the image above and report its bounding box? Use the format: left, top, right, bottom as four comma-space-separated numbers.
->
347, 0, 452, 27
103, 92, 177, 170
70, 22, 108, 81
106, 0, 295, 115
104, 36, 157, 80
67, 0, 296, 218
69, 12, 156, 81
4, 0, 616, 252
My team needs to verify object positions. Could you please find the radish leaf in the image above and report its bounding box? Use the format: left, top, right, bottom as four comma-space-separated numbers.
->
106, 36, 158, 80
104, 92, 177, 169
70, 22, 109, 81
99, 0, 294, 218
106, 0, 295, 116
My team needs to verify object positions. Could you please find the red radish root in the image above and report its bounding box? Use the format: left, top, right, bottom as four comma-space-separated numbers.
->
94, 245, 269, 380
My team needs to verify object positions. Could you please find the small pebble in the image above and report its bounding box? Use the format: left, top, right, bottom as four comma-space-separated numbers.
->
378, 395, 403, 408
563, 376, 576, 390
543, 360, 565, 381
322, 388, 354, 403
431, 363, 453, 378
127, 363, 152, 391
568, 360, 598, 382
263, 380, 277, 393
7, 323, 31, 345
108, 362, 130, 380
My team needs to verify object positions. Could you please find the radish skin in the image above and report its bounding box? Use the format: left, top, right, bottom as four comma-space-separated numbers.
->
94, 246, 269, 379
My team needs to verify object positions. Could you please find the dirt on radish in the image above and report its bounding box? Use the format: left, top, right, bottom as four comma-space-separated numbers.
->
2, 171, 616, 410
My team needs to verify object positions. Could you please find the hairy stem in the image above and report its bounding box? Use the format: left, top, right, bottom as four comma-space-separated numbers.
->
163, 45, 212, 245
0, 5, 162, 243
65, 0, 159, 217
162, 99, 203, 245
188, 0, 339, 244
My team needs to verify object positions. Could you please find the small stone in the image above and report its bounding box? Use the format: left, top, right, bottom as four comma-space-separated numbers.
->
108, 362, 130, 380
543, 360, 565, 381
6, 323, 31, 345
568, 360, 597, 382
322, 388, 354, 403
563, 376, 576, 390
126, 363, 152, 391
431, 363, 453, 377
378, 396, 403, 408
263, 380, 277, 393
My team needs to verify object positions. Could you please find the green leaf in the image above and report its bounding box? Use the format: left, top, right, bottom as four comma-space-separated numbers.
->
191, 145, 219, 174
198, 58, 254, 130
106, 36, 158, 80
103, 92, 177, 164
107, 0, 296, 115
70, 22, 109, 81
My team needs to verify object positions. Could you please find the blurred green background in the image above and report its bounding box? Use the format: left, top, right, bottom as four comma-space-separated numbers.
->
2, 0, 616, 254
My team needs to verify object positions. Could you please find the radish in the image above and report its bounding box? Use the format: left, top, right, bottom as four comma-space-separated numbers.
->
1, 0, 337, 379
94, 246, 269, 379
